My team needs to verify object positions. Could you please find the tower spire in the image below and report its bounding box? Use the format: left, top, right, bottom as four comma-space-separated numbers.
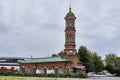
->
66, 4, 75, 17
69, 3, 71, 12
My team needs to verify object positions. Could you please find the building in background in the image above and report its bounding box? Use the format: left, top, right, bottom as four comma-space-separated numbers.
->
0, 57, 29, 70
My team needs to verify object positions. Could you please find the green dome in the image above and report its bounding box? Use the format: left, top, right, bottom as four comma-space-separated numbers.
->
66, 12, 75, 17
66, 8, 75, 17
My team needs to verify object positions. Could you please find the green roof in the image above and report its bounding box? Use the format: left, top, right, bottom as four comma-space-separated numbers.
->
22, 57, 70, 64
66, 8, 75, 17
66, 12, 75, 17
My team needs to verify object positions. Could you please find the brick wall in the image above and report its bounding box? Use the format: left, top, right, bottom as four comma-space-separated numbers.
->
20, 62, 72, 74
67, 55, 80, 66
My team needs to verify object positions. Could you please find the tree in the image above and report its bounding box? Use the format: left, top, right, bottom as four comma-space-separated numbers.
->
105, 53, 120, 75
115, 57, 120, 75
51, 51, 65, 57
58, 51, 64, 57
91, 52, 104, 72
78, 46, 104, 72
105, 54, 116, 73
78, 46, 92, 72
51, 54, 58, 57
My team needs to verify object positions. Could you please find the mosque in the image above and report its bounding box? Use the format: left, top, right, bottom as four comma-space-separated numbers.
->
20, 7, 85, 74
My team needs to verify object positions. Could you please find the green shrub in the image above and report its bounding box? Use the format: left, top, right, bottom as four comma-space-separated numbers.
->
57, 70, 66, 77
37, 74, 48, 77
14, 71, 33, 77
0, 71, 1, 75
116, 73, 120, 76
14, 71, 23, 76
4, 70, 12, 76
71, 72, 86, 78
48, 74, 55, 77
23, 72, 31, 76
37, 73, 41, 77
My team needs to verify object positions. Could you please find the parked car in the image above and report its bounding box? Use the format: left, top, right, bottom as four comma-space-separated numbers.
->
87, 72, 95, 77
87, 70, 112, 77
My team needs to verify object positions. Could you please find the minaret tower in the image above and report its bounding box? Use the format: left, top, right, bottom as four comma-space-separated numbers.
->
63, 6, 80, 67
64, 6, 77, 55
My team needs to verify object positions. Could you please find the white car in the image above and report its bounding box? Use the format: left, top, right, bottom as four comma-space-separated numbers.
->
87, 72, 95, 77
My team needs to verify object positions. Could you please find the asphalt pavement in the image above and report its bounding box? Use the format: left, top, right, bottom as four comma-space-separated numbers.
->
59, 77, 120, 80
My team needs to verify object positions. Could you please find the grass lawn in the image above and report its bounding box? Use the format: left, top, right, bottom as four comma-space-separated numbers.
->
0, 76, 59, 80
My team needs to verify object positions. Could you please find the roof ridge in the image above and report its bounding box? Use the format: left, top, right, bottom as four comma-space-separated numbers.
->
32, 56, 61, 59
22, 56, 70, 64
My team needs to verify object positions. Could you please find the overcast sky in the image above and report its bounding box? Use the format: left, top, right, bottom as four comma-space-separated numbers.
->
0, 0, 120, 59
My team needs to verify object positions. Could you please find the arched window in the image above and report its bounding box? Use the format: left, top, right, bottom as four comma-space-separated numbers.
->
33, 66, 36, 74
60, 66, 63, 70
22, 66, 25, 73
52, 66, 54, 70
27, 66, 31, 73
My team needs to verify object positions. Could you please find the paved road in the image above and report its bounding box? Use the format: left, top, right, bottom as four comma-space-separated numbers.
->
59, 77, 120, 80
91, 77, 120, 80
